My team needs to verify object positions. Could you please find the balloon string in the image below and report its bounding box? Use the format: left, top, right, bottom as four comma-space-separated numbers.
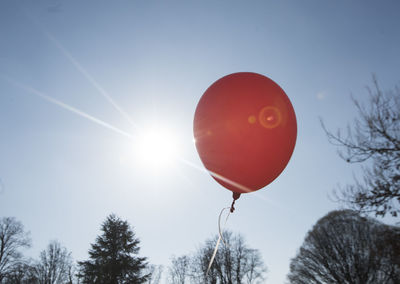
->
206, 193, 240, 277
206, 207, 231, 277
230, 198, 236, 213
219, 207, 231, 246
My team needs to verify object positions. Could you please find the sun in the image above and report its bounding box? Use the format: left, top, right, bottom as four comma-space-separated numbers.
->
135, 126, 179, 168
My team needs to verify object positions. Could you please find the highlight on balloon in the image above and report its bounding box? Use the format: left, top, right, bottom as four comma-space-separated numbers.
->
259, 106, 282, 129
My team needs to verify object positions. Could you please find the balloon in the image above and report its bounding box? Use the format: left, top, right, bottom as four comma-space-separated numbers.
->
193, 72, 297, 194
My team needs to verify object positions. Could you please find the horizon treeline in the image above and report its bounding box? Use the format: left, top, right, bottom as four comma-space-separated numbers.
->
1, 209, 399, 283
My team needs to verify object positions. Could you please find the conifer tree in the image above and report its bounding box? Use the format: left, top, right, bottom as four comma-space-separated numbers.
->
78, 214, 150, 284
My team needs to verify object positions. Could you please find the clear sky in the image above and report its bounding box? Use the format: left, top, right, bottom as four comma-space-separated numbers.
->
1, 0, 399, 283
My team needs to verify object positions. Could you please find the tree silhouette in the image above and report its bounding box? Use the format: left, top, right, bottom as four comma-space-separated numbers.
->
168, 231, 267, 284
322, 77, 400, 217
3, 261, 35, 284
31, 240, 74, 284
168, 255, 190, 284
287, 210, 400, 284
78, 214, 150, 283
0, 217, 31, 282
144, 264, 163, 284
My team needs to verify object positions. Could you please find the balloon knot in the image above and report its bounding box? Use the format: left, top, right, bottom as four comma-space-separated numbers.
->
230, 200, 236, 213
230, 192, 241, 213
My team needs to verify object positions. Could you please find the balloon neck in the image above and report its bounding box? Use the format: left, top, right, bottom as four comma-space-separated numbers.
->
230, 192, 241, 213
233, 192, 241, 200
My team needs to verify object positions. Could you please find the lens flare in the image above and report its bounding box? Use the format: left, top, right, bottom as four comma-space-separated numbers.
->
136, 127, 179, 167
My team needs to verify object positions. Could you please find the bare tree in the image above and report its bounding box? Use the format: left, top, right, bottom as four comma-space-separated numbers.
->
168, 255, 190, 284
144, 264, 163, 284
32, 240, 74, 284
244, 248, 265, 284
187, 231, 267, 284
66, 263, 76, 284
287, 210, 400, 284
322, 76, 400, 217
0, 217, 31, 282
2, 260, 35, 284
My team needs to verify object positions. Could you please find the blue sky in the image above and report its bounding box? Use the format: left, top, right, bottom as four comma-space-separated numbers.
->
1, 1, 400, 283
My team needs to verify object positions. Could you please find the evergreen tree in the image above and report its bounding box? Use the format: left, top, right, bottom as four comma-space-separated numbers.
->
78, 214, 150, 284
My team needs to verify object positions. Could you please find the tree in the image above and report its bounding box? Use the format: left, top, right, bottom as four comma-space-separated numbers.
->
144, 265, 163, 284
169, 231, 267, 284
78, 214, 150, 283
287, 210, 400, 284
0, 217, 31, 282
31, 240, 74, 284
168, 255, 190, 284
2, 260, 36, 284
322, 77, 400, 217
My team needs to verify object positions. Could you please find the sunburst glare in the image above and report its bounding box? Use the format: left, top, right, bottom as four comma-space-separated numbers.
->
135, 126, 179, 168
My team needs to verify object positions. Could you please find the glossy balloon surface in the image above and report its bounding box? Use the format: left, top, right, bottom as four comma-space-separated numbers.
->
193, 72, 297, 194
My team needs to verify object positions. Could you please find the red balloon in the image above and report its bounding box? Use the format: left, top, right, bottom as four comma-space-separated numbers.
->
193, 72, 297, 194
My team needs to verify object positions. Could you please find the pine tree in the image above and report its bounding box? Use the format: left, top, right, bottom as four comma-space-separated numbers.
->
78, 214, 150, 284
